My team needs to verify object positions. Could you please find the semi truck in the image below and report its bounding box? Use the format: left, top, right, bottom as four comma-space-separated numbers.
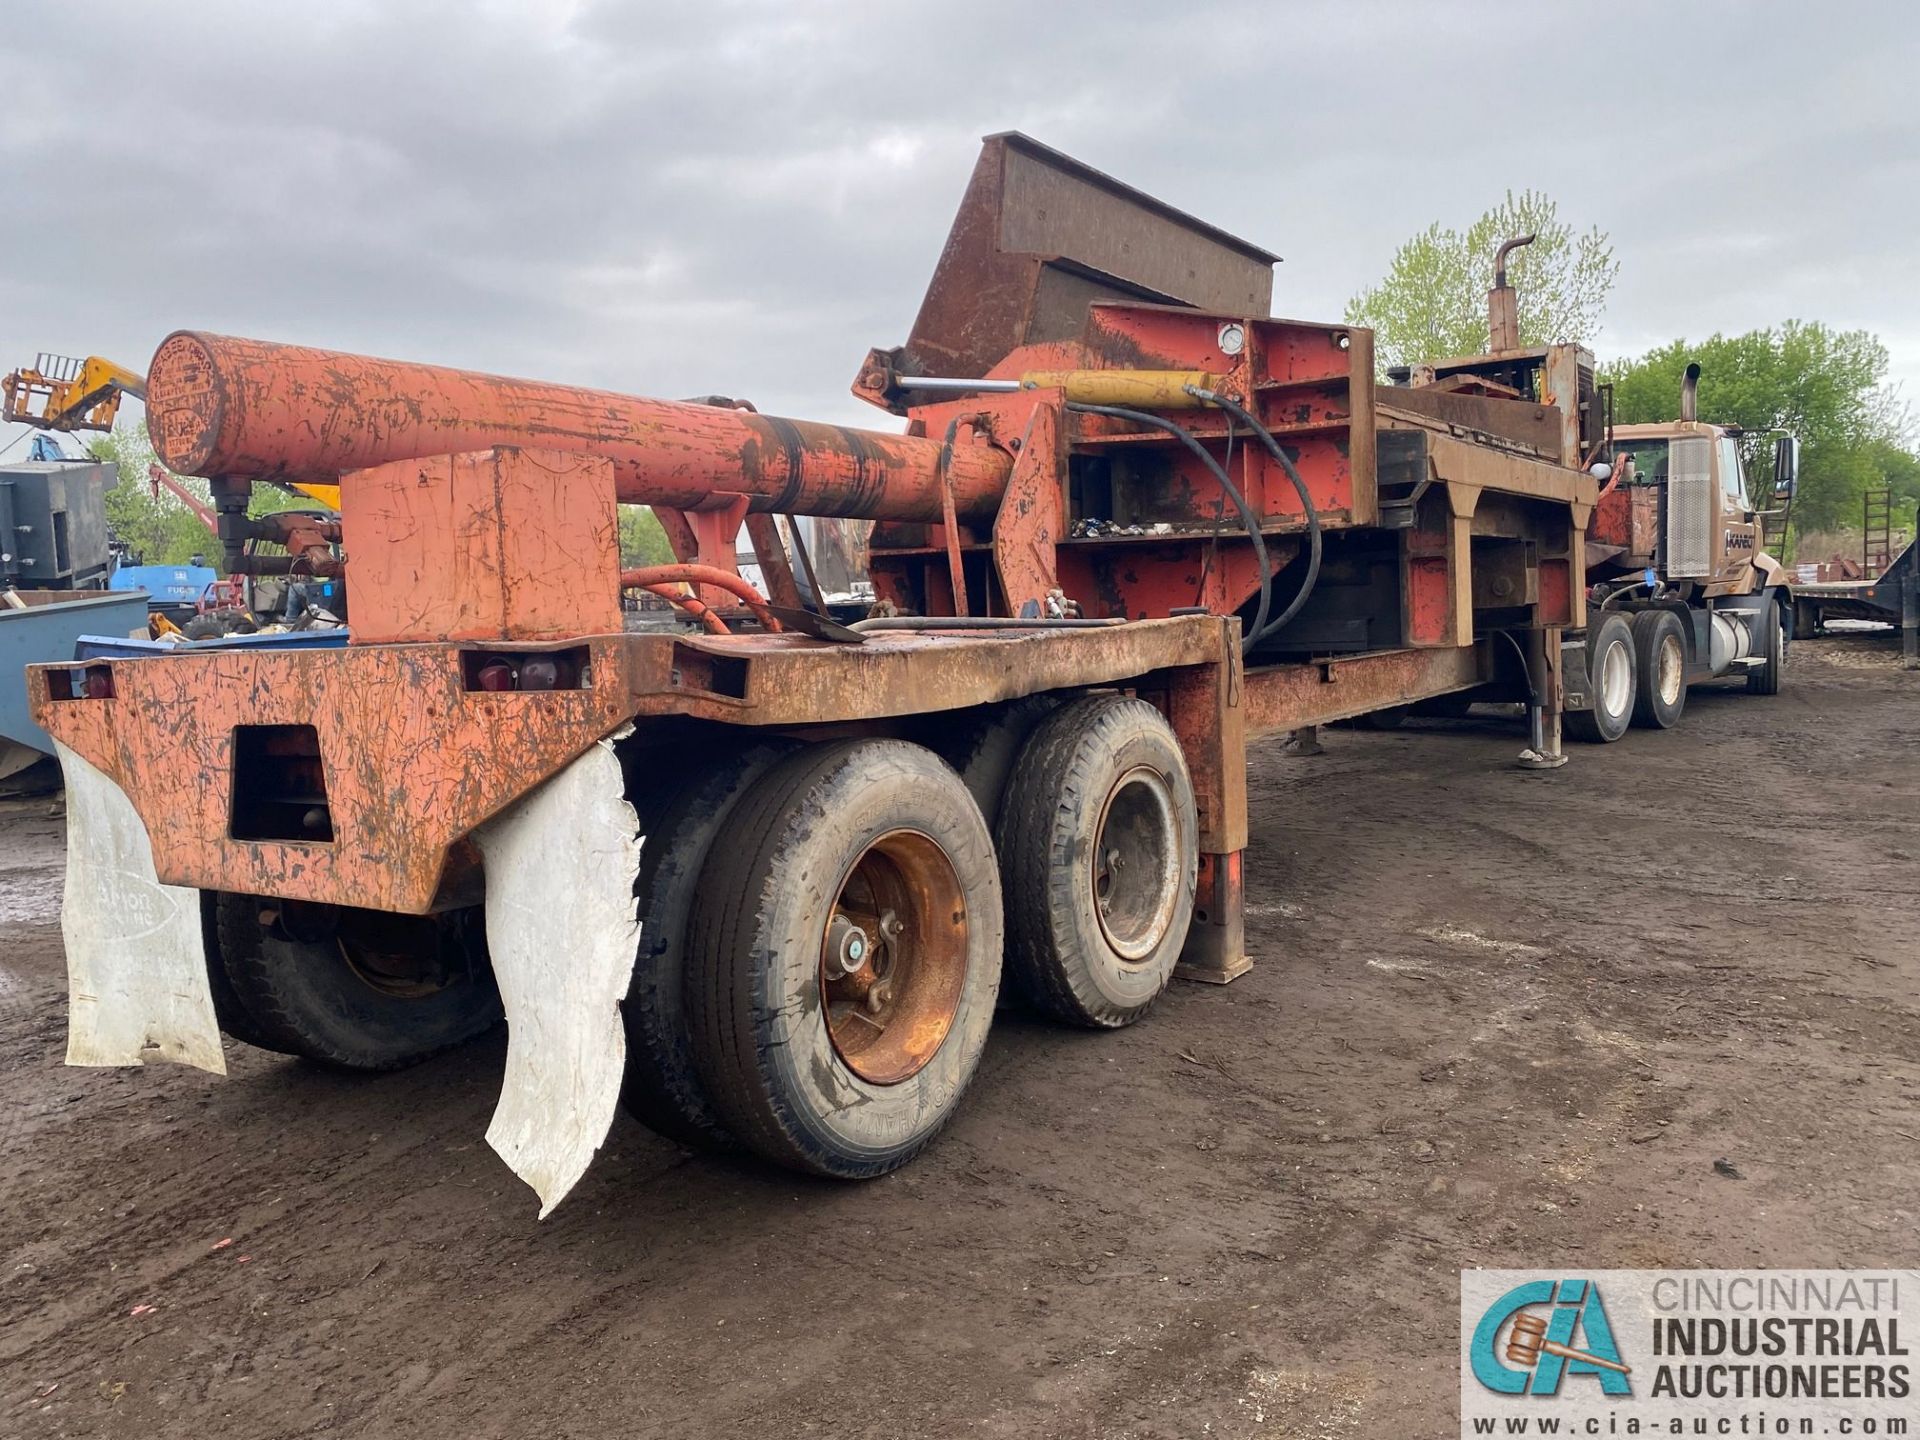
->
1390, 238, 1796, 742
38, 134, 1650, 1214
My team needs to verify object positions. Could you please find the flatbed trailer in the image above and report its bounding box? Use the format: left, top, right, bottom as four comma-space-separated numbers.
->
1793, 535, 1919, 667
30, 133, 1593, 1213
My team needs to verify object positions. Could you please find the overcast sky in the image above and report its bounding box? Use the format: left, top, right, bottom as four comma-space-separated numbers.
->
4, 0, 1917, 457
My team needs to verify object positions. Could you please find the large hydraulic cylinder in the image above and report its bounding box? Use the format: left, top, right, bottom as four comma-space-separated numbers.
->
146, 332, 1012, 522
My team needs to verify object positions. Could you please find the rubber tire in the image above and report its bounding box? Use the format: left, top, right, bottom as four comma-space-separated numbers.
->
995, 694, 1199, 1029
201, 891, 297, 1054
1412, 692, 1477, 719
685, 740, 1003, 1179
1565, 612, 1636, 744
1352, 705, 1409, 731
215, 894, 503, 1071
934, 695, 1065, 829
1792, 602, 1819, 641
619, 742, 791, 1152
1629, 610, 1688, 730
1747, 600, 1785, 695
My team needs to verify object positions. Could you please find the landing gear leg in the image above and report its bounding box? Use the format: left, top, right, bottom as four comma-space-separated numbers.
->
1166, 622, 1251, 984
1904, 569, 1919, 671
1517, 627, 1568, 771
1282, 725, 1323, 757
1176, 850, 1250, 985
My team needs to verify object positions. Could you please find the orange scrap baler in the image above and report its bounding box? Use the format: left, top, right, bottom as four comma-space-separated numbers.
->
31, 132, 1592, 1212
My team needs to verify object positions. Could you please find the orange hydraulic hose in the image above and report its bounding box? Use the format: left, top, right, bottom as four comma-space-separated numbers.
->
619, 564, 782, 632
146, 332, 1013, 523
639, 584, 730, 635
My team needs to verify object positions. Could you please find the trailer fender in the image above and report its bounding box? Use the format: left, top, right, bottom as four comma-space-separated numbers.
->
472, 727, 642, 1219
55, 740, 226, 1074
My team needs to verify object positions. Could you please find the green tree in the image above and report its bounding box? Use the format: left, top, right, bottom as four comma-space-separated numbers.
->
86, 422, 217, 565
1346, 190, 1619, 371
86, 418, 327, 566
618, 505, 673, 565
1601, 322, 1917, 534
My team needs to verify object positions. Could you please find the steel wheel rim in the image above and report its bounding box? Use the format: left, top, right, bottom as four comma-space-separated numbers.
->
1091, 767, 1182, 963
820, 829, 968, 1086
340, 938, 453, 999
269, 899, 457, 1000
1656, 633, 1684, 707
1599, 638, 1632, 717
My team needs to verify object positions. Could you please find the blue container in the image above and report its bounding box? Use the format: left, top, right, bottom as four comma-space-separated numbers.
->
0, 590, 152, 762
109, 564, 218, 608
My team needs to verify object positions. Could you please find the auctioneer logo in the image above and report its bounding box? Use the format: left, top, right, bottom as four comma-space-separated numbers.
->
1459, 1270, 1916, 1439
1469, 1278, 1632, 1397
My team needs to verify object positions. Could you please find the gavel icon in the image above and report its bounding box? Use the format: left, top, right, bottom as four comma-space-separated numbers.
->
1505, 1312, 1632, 1375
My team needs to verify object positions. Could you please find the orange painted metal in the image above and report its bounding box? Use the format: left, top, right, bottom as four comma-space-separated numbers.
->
741, 513, 803, 611
989, 395, 1066, 617
32, 638, 638, 914
342, 448, 621, 644
616, 564, 782, 631
1240, 643, 1491, 737
147, 332, 1012, 524
31, 619, 1234, 915
638, 585, 730, 634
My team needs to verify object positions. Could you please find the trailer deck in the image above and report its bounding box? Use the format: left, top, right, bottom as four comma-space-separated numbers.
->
1794, 535, 1919, 667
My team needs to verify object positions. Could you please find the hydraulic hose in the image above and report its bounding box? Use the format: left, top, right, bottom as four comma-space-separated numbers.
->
851, 616, 1123, 633
1184, 387, 1324, 644
618, 563, 783, 632
1068, 401, 1271, 656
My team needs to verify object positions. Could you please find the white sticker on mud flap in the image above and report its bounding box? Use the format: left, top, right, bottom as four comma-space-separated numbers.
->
54, 740, 225, 1075
473, 732, 641, 1218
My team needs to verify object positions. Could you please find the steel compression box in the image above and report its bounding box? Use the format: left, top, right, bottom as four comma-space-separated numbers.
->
0, 460, 114, 589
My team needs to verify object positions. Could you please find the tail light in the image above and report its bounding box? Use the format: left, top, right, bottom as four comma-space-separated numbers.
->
474, 659, 517, 692
461, 647, 589, 693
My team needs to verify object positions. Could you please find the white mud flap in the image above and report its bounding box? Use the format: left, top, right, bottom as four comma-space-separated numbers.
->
473, 732, 641, 1218
55, 740, 225, 1074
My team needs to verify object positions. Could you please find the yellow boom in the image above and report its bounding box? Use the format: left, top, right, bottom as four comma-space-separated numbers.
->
4, 350, 340, 508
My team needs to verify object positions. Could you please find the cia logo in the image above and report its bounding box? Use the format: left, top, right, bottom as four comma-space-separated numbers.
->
1468, 1278, 1632, 1397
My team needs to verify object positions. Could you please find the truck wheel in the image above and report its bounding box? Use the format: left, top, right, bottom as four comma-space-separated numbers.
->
1565, 613, 1635, 744
935, 694, 1064, 828
1352, 705, 1409, 730
1629, 610, 1688, 729
619, 742, 791, 1153
202, 892, 296, 1054
1747, 601, 1786, 695
686, 741, 1002, 1178
996, 695, 1198, 1029
216, 894, 502, 1071
1792, 603, 1819, 641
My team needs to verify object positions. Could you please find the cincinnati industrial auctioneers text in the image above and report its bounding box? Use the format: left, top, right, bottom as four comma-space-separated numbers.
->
1649, 1275, 1909, 1403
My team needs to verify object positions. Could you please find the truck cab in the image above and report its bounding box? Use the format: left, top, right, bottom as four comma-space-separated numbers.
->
1598, 418, 1775, 600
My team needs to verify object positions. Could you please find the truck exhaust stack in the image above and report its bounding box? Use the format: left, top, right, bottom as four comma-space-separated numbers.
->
1487, 233, 1535, 352
1680, 361, 1701, 422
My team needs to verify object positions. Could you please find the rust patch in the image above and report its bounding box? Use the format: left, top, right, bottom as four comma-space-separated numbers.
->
31, 640, 636, 914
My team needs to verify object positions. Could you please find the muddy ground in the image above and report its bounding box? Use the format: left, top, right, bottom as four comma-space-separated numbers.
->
2, 634, 1916, 1439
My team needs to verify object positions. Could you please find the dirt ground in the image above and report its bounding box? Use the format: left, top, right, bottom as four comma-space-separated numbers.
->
2, 633, 1916, 1440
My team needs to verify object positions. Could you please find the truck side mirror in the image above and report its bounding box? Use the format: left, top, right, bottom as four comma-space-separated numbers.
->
1773, 435, 1799, 496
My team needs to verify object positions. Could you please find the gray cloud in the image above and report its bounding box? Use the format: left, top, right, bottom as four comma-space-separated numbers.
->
3, 0, 1916, 455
